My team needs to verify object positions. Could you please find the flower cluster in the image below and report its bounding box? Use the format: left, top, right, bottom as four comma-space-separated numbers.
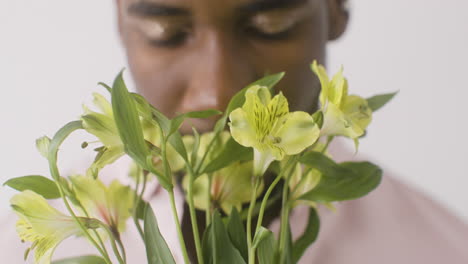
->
5, 61, 394, 264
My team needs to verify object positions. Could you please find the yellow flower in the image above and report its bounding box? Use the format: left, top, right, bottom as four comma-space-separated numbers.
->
312, 61, 372, 144
82, 93, 183, 179
70, 175, 134, 233
229, 85, 320, 176
11, 191, 96, 264
183, 161, 262, 214
81, 93, 125, 178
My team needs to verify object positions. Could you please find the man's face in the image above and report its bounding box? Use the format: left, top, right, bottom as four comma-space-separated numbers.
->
116, 0, 346, 133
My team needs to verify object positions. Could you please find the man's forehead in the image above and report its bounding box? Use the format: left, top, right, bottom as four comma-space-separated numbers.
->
123, 0, 310, 14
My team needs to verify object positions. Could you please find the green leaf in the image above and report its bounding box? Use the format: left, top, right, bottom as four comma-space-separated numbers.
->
131, 92, 188, 164
151, 106, 189, 163
202, 223, 214, 264
97, 82, 112, 93
131, 93, 156, 121
299, 153, 383, 202
292, 208, 320, 263
169, 109, 222, 137
255, 228, 275, 264
366, 91, 398, 112
202, 137, 253, 174
144, 205, 176, 264
4, 175, 60, 199
48, 121, 83, 181
135, 198, 149, 220
299, 151, 349, 178
112, 73, 172, 189
111, 72, 150, 167
252, 227, 273, 249
51, 255, 106, 264
211, 211, 246, 264
227, 208, 248, 262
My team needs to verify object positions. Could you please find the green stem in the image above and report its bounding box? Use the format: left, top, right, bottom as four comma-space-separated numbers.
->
194, 131, 221, 175
277, 170, 294, 264
254, 158, 296, 233
99, 222, 126, 264
168, 189, 191, 264
186, 167, 205, 264
321, 136, 334, 154
247, 177, 260, 264
132, 170, 147, 241
115, 235, 128, 264
76, 202, 112, 262
205, 173, 213, 227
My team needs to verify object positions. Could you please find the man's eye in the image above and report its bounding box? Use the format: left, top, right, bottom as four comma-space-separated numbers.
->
138, 19, 190, 47
246, 13, 299, 40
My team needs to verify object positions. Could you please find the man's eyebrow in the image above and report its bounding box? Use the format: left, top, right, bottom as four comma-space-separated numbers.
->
239, 0, 308, 13
127, 1, 190, 17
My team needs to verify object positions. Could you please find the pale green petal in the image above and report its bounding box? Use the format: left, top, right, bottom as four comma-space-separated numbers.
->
274, 111, 320, 155
142, 118, 161, 146
81, 111, 121, 147
166, 143, 186, 172
342, 95, 373, 132
11, 191, 84, 264
311, 61, 330, 107
267, 143, 285, 161
92, 93, 113, 117
257, 85, 272, 105
70, 175, 107, 218
267, 92, 289, 130
34, 236, 59, 264
215, 161, 258, 206
287, 164, 322, 202
87, 146, 125, 178
294, 169, 321, 199
329, 68, 348, 106
184, 162, 262, 214
321, 103, 364, 139
229, 108, 257, 148
287, 163, 302, 183
70, 175, 134, 232
245, 85, 271, 108
35, 136, 51, 159
11, 191, 67, 234
254, 149, 276, 176
107, 180, 134, 232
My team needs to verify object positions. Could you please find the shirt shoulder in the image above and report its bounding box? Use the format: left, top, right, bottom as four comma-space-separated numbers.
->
293, 175, 468, 264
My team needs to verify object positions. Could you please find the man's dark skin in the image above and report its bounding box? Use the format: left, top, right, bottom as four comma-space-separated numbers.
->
115, 0, 349, 261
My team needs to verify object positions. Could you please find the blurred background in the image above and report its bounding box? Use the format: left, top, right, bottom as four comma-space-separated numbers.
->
1, 0, 467, 222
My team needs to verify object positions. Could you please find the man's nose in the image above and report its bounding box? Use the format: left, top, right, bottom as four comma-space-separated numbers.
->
178, 31, 257, 115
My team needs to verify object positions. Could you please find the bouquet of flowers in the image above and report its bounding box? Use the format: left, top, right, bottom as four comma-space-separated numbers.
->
4, 61, 395, 264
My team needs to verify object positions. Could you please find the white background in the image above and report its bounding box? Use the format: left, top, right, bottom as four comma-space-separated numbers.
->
1, 0, 467, 222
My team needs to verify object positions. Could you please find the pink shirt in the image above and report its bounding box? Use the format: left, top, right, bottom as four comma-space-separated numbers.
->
1, 161, 468, 263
